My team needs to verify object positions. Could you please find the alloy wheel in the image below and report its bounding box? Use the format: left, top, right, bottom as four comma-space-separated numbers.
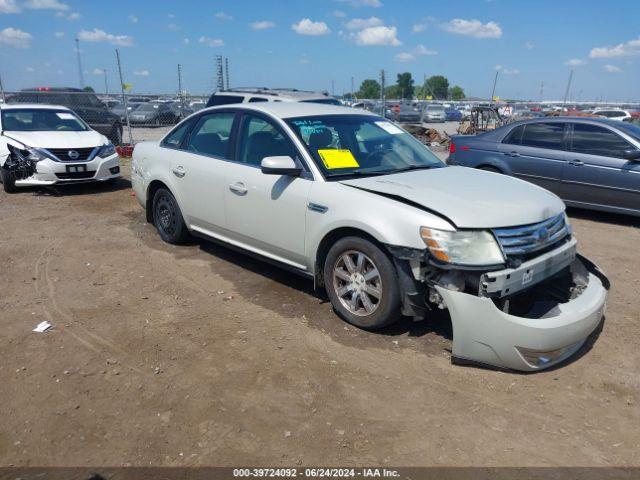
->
332, 250, 382, 316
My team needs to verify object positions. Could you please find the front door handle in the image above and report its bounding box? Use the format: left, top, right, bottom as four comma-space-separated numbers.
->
506, 151, 521, 157
172, 166, 186, 178
568, 159, 585, 166
229, 182, 248, 195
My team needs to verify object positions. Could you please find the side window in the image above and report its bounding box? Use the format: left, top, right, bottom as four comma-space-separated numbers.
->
161, 119, 194, 148
248, 97, 268, 103
186, 113, 235, 158
521, 123, 565, 150
503, 125, 524, 145
206, 95, 244, 107
238, 115, 298, 167
571, 124, 633, 158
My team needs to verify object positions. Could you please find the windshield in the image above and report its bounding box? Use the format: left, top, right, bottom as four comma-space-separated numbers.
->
427, 106, 444, 112
286, 114, 444, 179
136, 104, 160, 112
1, 108, 87, 132
617, 122, 640, 142
302, 98, 342, 106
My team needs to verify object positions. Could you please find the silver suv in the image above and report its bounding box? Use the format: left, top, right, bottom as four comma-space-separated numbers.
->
206, 88, 342, 108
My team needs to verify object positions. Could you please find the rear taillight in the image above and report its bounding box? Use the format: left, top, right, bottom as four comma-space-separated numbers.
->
449, 142, 456, 154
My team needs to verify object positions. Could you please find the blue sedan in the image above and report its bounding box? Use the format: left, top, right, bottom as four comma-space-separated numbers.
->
448, 117, 640, 216
445, 108, 463, 122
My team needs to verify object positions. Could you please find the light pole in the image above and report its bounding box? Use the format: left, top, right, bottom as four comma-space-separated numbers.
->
75, 38, 85, 89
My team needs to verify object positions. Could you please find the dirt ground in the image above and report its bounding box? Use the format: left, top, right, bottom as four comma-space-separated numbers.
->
1, 159, 639, 467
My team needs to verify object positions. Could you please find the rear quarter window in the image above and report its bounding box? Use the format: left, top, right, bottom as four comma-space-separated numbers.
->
502, 125, 524, 145
520, 122, 565, 150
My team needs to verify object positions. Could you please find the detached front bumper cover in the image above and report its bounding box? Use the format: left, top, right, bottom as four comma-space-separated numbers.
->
436, 254, 608, 372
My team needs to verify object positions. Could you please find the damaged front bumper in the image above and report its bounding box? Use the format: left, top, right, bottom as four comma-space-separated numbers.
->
390, 238, 609, 372
13, 155, 120, 186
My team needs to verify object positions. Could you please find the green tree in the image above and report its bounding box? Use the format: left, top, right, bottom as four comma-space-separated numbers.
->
357, 79, 381, 99
448, 85, 465, 100
396, 72, 414, 99
83, 86, 95, 93
384, 84, 401, 99
425, 75, 449, 100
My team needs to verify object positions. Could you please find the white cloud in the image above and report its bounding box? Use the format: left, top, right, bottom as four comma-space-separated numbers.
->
182, 37, 190, 45
0, 0, 21, 13
352, 25, 400, 46
441, 18, 502, 39
24, 0, 68, 10
25, 66, 35, 72
128, 15, 138, 24
564, 58, 586, 66
332, 10, 346, 17
134, 69, 150, 76
167, 23, 180, 31
53, 31, 64, 38
199, 36, 224, 47
167, 13, 175, 19
604, 64, 622, 73
215, 11, 232, 20
590, 37, 640, 58
394, 52, 414, 63
525, 41, 534, 49
78, 28, 134, 47
292, 18, 330, 36
91, 68, 104, 75
299, 55, 311, 64
495, 65, 519, 75
336, 0, 383, 7
345, 16, 382, 30
412, 22, 427, 33
63, 11, 80, 20
0, 27, 32, 48
413, 44, 437, 55
251, 20, 276, 30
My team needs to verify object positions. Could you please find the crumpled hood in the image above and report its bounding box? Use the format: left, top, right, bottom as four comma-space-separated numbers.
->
339, 166, 565, 228
4, 130, 106, 149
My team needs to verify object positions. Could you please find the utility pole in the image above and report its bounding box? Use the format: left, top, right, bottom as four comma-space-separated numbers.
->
103, 69, 108, 94
224, 57, 229, 90
379, 69, 385, 116
563, 69, 573, 106
490, 70, 499, 106
539, 82, 544, 102
75, 38, 85, 89
0, 73, 6, 103
115, 49, 133, 146
215, 55, 224, 91
350, 76, 354, 101
331, 80, 335, 96
177, 64, 184, 109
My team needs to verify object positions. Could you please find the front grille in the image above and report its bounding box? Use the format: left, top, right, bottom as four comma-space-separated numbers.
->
46, 147, 97, 162
493, 214, 570, 257
55, 171, 96, 180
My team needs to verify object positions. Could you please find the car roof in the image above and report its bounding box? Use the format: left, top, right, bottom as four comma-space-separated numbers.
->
215, 89, 333, 102
203, 102, 377, 119
0, 103, 71, 111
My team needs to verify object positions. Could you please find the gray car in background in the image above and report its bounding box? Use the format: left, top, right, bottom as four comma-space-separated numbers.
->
423, 104, 446, 122
449, 117, 640, 216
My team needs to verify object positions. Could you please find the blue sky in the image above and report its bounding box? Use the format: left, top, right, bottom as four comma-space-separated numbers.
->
0, 0, 638, 101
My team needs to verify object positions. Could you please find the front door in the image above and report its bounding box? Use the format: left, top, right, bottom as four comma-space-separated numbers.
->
563, 123, 640, 212
224, 113, 312, 270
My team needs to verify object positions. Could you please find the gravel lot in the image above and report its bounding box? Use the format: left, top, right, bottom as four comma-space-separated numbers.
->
1, 152, 639, 467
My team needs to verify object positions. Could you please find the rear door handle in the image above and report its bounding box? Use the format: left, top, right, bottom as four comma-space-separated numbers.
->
505, 151, 521, 157
172, 166, 186, 178
568, 159, 585, 166
229, 182, 248, 195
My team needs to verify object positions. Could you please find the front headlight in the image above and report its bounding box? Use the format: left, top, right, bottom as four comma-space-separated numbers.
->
98, 143, 116, 158
420, 227, 505, 266
7, 144, 49, 163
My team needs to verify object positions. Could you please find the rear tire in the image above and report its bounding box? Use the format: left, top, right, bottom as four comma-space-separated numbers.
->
324, 236, 401, 330
478, 165, 502, 174
0, 167, 17, 193
152, 188, 189, 244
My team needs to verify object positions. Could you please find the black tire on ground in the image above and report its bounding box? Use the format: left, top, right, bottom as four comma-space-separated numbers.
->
478, 165, 502, 174
0, 167, 17, 193
323, 236, 401, 330
152, 187, 190, 244
108, 125, 122, 145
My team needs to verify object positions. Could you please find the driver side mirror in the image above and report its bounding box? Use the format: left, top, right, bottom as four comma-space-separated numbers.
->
623, 149, 640, 161
260, 156, 302, 176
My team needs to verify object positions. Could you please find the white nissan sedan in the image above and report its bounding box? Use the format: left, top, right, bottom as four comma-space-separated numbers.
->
132, 103, 608, 372
0, 104, 120, 192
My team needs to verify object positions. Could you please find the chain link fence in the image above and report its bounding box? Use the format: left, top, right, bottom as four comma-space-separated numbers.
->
1, 89, 210, 149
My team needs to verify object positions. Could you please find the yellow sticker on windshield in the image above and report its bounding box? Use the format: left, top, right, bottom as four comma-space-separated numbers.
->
317, 149, 359, 169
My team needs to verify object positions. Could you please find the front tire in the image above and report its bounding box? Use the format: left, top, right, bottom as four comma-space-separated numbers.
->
0, 167, 17, 193
152, 188, 189, 244
324, 236, 401, 330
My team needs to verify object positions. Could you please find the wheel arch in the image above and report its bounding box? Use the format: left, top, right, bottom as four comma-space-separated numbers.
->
145, 179, 172, 223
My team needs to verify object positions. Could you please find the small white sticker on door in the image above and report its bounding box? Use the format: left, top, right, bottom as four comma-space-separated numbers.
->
522, 269, 534, 285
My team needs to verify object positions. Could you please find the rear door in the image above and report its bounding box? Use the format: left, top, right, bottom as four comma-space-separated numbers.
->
563, 122, 640, 212
497, 121, 568, 196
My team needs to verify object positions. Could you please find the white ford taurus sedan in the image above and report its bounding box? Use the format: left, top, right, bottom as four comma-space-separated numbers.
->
132, 103, 609, 371
0, 104, 120, 192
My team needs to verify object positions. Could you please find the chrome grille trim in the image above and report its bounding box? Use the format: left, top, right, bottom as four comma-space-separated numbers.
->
44, 147, 99, 162
492, 214, 570, 256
